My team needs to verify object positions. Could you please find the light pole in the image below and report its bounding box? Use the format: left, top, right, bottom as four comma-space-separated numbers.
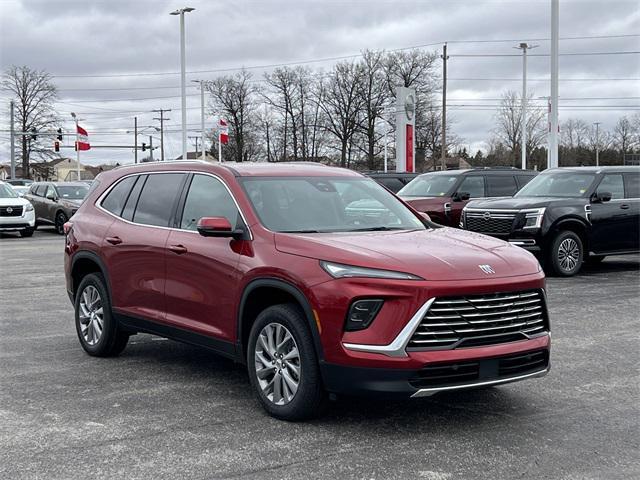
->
515, 43, 538, 170
70, 112, 81, 181
549, 0, 560, 168
192, 80, 206, 161
170, 7, 195, 162
594, 122, 601, 166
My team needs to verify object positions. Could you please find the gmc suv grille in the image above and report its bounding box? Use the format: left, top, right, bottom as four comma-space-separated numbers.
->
465, 210, 516, 235
0, 205, 23, 217
408, 290, 548, 349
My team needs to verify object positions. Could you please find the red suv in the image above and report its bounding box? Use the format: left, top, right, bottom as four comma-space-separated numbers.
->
64, 162, 550, 420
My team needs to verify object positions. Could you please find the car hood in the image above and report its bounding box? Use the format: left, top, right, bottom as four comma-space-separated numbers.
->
0, 197, 30, 207
59, 198, 83, 208
274, 227, 540, 281
401, 196, 450, 208
466, 196, 584, 210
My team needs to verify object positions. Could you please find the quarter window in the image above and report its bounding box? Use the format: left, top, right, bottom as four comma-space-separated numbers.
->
101, 176, 137, 216
458, 176, 485, 198
597, 174, 624, 200
180, 174, 240, 231
623, 172, 640, 198
486, 176, 518, 197
121, 176, 145, 221
133, 173, 186, 227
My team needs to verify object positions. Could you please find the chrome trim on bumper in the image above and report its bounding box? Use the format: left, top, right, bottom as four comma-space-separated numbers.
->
509, 239, 537, 247
410, 366, 550, 398
343, 298, 436, 358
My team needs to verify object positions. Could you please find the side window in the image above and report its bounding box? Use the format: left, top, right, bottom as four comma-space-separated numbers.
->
101, 176, 137, 217
623, 173, 640, 199
121, 175, 145, 221
596, 174, 624, 200
458, 176, 485, 198
45, 185, 56, 199
180, 174, 240, 230
35, 184, 47, 196
486, 175, 518, 197
133, 173, 186, 227
516, 175, 535, 189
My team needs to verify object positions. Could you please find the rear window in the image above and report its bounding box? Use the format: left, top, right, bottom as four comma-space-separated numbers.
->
486, 175, 518, 197
132, 173, 186, 227
101, 176, 137, 216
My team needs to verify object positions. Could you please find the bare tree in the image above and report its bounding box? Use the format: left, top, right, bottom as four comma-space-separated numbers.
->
3, 65, 58, 178
561, 119, 590, 149
613, 116, 636, 154
320, 61, 364, 167
206, 69, 258, 162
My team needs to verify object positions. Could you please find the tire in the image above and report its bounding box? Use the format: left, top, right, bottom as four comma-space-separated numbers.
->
548, 230, 583, 277
586, 255, 606, 264
55, 211, 68, 235
74, 273, 129, 357
20, 227, 34, 237
247, 303, 326, 421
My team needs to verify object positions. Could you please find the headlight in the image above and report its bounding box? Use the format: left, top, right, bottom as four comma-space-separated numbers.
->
24, 203, 34, 212
521, 208, 545, 229
320, 261, 423, 280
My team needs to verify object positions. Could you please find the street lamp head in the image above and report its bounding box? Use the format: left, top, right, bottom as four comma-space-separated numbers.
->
70, 112, 76, 119
170, 7, 195, 15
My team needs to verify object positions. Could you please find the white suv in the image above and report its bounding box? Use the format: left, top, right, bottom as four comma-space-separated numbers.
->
0, 181, 36, 237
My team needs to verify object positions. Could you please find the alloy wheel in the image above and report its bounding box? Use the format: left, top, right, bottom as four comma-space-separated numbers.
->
558, 238, 580, 272
78, 285, 104, 346
254, 323, 301, 406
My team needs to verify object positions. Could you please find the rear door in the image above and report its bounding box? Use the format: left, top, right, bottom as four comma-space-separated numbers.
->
589, 173, 628, 253
102, 172, 187, 323
164, 173, 243, 343
622, 172, 640, 251
486, 175, 519, 198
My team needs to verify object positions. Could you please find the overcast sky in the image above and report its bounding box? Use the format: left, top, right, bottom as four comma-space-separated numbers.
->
1, 0, 638, 166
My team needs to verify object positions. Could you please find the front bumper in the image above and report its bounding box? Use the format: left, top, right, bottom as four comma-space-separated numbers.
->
321, 341, 550, 397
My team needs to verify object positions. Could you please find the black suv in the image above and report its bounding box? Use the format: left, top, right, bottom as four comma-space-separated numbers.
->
364, 171, 418, 193
461, 166, 640, 276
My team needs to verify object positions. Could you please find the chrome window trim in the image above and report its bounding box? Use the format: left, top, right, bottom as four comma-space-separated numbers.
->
95, 170, 253, 239
343, 298, 436, 358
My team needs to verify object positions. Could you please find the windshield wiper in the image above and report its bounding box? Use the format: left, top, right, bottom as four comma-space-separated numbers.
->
280, 229, 323, 233
348, 226, 406, 232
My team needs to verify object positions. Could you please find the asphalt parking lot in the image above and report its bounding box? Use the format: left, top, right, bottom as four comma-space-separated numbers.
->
1, 228, 639, 480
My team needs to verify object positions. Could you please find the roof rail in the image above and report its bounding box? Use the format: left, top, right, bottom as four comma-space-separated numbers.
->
470, 166, 521, 170
113, 159, 210, 170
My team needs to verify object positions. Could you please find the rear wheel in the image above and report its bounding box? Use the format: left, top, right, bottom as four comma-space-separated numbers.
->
55, 211, 67, 235
75, 273, 129, 357
247, 304, 326, 421
548, 230, 583, 277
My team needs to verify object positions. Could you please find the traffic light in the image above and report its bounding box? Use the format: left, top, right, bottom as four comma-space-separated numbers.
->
57, 128, 63, 141
141, 143, 146, 152
54, 141, 60, 152
31, 128, 37, 141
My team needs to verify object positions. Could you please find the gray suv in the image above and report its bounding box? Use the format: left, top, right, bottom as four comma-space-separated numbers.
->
25, 182, 89, 234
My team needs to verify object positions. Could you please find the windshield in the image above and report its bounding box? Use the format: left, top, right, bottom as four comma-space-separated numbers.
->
56, 185, 89, 200
241, 177, 427, 233
515, 171, 596, 198
0, 184, 19, 198
398, 175, 458, 197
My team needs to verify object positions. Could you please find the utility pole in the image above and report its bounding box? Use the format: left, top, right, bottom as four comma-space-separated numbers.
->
149, 136, 154, 161
71, 112, 81, 181
594, 122, 601, 166
440, 43, 448, 171
549, 0, 560, 168
192, 80, 206, 161
9, 100, 15, 179
134, 116, 138, 164
515, 43, 538, 170
152, 109, 171, 161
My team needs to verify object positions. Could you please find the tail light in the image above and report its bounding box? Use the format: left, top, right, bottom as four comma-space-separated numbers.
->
63, 221, 73, 235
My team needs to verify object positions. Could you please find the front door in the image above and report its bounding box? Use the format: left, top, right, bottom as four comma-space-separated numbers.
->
164, 173, 244, 343
589, 173, 629, 253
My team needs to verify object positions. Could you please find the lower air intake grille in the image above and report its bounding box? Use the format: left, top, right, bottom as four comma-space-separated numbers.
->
408, 290, 549, 350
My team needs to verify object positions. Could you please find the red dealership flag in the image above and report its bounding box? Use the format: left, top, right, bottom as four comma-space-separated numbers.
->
219, 119, 229, 145
76, 125, 90, 151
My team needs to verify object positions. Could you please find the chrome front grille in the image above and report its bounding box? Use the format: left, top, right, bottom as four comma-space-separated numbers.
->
464, 210, 516, 235
408, 290, 548, 349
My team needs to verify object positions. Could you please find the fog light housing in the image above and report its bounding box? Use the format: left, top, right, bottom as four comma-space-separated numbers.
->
345, 299, 384, 331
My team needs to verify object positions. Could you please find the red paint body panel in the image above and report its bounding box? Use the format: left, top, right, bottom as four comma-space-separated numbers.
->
403, 196, 469, 227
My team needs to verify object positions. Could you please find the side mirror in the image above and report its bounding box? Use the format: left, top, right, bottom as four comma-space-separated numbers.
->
197, 217, 243, 239
592, 191, 612, 203
46, 192, 57, 201
453, 191, 471, 202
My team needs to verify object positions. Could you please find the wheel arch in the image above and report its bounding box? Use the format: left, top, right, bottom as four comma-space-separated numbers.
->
549, 217, 589, 251
237, 278, 324, 365
70, 251, 111, 303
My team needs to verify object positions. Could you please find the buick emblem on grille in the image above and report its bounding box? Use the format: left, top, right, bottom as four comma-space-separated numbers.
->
478, 264, 495, 274
6, 207, 13, 214
483, 211, 491, 220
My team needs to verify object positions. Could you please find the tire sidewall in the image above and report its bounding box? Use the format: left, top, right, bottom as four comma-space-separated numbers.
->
549, 230, 583, 276
74, 273, 116, 356
247, 304, 323, 421
55, 212, 67, 235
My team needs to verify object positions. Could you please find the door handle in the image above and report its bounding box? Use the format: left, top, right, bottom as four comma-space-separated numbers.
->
106, 236, 122, 245
168, 244, 188, 255
620, 204, 630, 210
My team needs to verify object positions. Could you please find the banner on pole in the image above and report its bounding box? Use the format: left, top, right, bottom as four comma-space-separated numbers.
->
76, 125, 90, 151
219, 119, 229, 145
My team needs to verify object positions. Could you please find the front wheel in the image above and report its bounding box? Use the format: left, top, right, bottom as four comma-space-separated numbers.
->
20, 227, 34, 237
55, 211, 68, 235
75, 273, 129, 357
548, 230, 583, 277
247, 304, 326, 421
